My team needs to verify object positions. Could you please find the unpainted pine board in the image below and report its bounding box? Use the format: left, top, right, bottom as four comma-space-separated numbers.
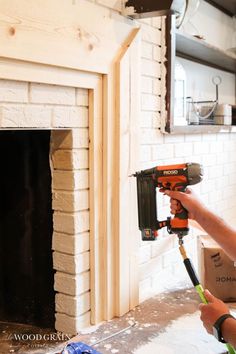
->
129, 30, 141, 310
0, 0, 135, 74
115, 28, 140, 316
0, 57, 101, 88
88, 76, 105, 324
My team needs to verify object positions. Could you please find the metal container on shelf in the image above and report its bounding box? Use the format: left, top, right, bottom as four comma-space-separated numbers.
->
214, 104, 232, 125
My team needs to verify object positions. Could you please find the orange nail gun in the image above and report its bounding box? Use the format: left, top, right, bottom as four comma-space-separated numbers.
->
134, 163, 203, 240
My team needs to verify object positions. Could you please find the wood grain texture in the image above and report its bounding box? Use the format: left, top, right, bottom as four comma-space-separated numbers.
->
0, 0, 134, 73
114, 27, 140, 316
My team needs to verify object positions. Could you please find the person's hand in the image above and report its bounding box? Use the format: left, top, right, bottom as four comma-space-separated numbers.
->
199, 289, 230, 334
162, 188, 204, 220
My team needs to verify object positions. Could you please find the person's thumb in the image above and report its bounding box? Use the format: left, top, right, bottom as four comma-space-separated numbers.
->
204, 289, 215, 303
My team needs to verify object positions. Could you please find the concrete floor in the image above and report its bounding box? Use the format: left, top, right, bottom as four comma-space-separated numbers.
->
0, 288, 233, 354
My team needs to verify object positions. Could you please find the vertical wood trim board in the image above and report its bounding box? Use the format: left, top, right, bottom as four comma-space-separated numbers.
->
115, 28, 141, 316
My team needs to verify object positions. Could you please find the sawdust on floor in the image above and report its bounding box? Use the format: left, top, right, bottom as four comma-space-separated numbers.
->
0, 288, 235, 354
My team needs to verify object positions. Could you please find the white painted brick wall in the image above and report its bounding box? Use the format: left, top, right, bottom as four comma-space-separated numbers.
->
52, 150, 89, 170
52, 170, 89, 190
56, 292, 90, 317
52, 232, 90, 255
0, 104, 51, 127
53, 190, 89, 212
55, 312, 91, 334
0, 79, 28, 102
53, 106, 88, 128
53, 211, 90, 234
54, 271, 90, 296
53, 251, 90, 274
30, 83, 76, 105
136, 11, 236, 304
0, 79, 91, 334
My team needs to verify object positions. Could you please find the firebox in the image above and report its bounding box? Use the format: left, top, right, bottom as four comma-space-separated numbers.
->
0, 131, 54, 328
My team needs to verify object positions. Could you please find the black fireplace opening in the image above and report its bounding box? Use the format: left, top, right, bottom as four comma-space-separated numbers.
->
0, 130, 55, 328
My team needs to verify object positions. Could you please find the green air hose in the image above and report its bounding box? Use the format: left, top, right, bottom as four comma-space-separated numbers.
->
179, 243, 236, 354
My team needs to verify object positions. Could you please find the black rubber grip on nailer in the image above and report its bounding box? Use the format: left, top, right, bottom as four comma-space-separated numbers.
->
174, 185, 188, 221
175, 206, 188, 220
183, 258, 199, 287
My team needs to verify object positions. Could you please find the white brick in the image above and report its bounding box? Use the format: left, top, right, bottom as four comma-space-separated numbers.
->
185, 134, 202, 142
140, 145, 151, 162
139, 245, 151, 264
227, 174, 236, 186
141, 77, 153, 94
52, 149, 89, 170
208, 189, 222, 204
141, 41, 153, 60
230, 133, 236, 141
216, 133, 229, 141
164, 134, 184, 143
56, 292, 90, 317
52, 232, 90, 255
53, 190, 89, 212
55, 311, 90, 334
201, 154, 216, 166
224, 140, 236, 152
152, 111, 162, 128
139, 256, 163, 280
141, 59, 161, 78
202, 133, 217, 141
53, 211, 90, 234
208, 165, 223, 179
52, 170, 89, 190
0, 104, 51, 127
141, 129, 160, 145
224, 185, 236, 199
53, 251, 90, 274
76, 88, 89, 106
139, 278, 152, 302
72, 150, 89, 169
223, 162, 236, 176
162, 249, 179, 268
215, 176, 229, 190
30, 83, 75, 105
53, 106, 88, 127
151, 237, 174, 258
174, 143, 193, 157
141, 94, 161, 111
152, 144, 174, 160
141, 25, 161, 44
210, 141, 224, 153
153, 78, 161, 95
152, 18, 162, 29
228, 152, 236, 163
54, 271, 90, 296
216, 153, 226, 165
0, 79, 28, 102
200, 180, 215, 194
141, 111, 161, 128
153, 45, 161, 62
193, 141, 209, 155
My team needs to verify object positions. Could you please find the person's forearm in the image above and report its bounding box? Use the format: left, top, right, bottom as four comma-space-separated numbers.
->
222, 317, 236, 347
195, 207, 236, 261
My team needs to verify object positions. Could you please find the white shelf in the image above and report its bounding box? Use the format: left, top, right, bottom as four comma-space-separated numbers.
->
176, 31, 236, 74
170, 125, 236, 134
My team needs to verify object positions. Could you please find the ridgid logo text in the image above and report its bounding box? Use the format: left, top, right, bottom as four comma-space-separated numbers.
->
11, 333, 71, 341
